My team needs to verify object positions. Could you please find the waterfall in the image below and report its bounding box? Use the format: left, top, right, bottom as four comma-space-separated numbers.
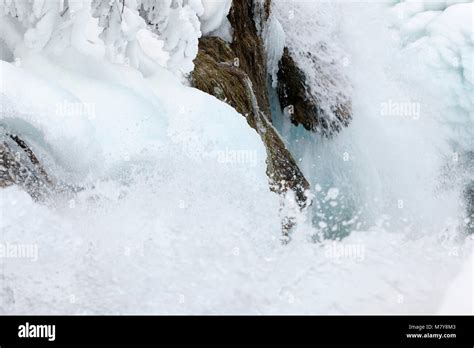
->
270, 1, 471, 240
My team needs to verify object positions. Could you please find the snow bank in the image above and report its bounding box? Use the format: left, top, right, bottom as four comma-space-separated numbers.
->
1, 45, 270, 183
0, 0, 233, 75
0, 59, 102, 178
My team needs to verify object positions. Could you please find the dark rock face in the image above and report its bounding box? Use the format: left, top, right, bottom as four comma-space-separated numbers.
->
192, 37, 255, 125
227, 0, 272, 120
277, 48, 352, 135
0, 134, 54, 201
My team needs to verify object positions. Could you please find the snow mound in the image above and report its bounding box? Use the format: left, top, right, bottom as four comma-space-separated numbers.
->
1, 47, 270, 183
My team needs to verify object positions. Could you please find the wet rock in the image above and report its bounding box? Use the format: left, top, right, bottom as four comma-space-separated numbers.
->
227, 0, 272, 120
0, 133, 60, 201
277, 47, 352, 135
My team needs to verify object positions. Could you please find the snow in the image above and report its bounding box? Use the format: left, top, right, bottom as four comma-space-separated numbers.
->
0, 0, 227, 75
159, 2, 202, 74
200, 0, 232, 36
439, 253, 474, 314
136, 29, 169, 67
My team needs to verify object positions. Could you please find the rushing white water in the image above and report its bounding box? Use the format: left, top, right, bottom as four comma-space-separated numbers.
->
270, 0, 473, 311
0, 1, 472, 314
272, 1, 472, 238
